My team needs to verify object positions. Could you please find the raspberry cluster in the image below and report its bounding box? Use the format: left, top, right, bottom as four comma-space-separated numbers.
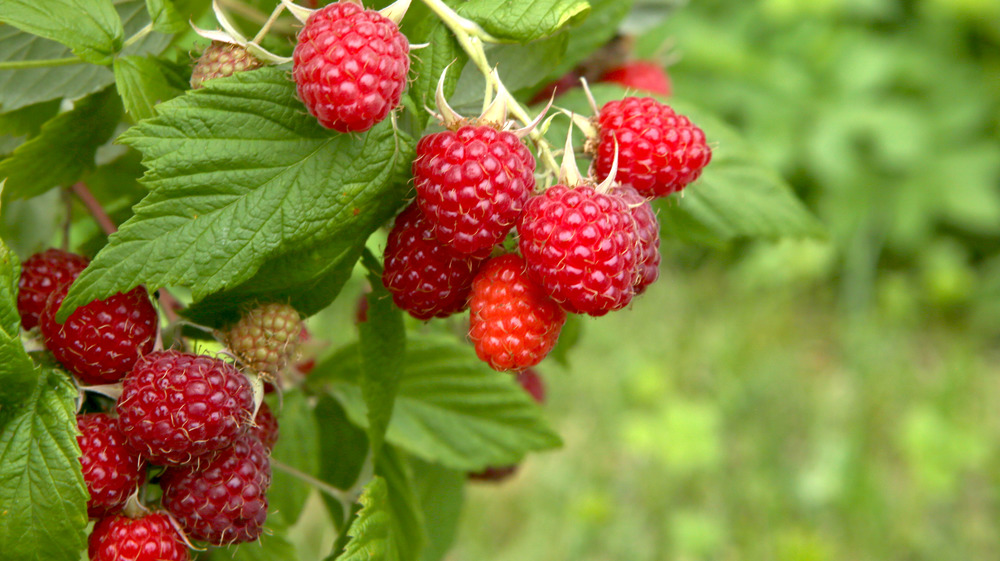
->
14, 250, 298, 557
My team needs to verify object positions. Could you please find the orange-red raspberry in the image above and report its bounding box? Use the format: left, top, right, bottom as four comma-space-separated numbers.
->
88, 512, 189, 561
77, 413, 146, 518
293, 1, 409, 133
593, 97, 711, 198
414, 125, 536, 256
598, 61, 672, 97
117, 351, 254, 466
161, 434, 271, 545
17, 248, 89, 330
40, 284, 158, 385
468, 255, 565, 371
517, 184, 639, 316
382, 203, 485, 320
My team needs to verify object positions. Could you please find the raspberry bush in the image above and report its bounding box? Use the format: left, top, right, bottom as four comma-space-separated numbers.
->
0, 1, 820, 560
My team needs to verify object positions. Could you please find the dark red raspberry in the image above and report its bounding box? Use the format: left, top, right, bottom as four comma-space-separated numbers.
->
468, 464, 518, 482
382, 203, 485, 320
413, 125, 536, 256
161, 434, 271, 545
77, 413, 146, 518
515, 368, 546, 404
190, 42, 262, 89
89, 512, 190, 561
293, 1, 409, 133
249, 402, 279, 451
17, 248, 89, 330
593, 97, 711, 198
117, 351, 254, 466
517, 184, 639, 316
598, 61, 672, 97
468, 255, 565, 372
613, 185, 661, 294
40, 285, 158, 385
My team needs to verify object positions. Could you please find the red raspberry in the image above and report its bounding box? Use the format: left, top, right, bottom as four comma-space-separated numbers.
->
593, 97, 711, 198
468, 255, 565, 372
40, 285, 158, 385
613, 185, 661, 294
598, 61, 672, 97
117, 351, 254, 466
249, 402, 279, 451
161, 434, 271, 545
292, 1, 409, 133
89, 512, 189, 561
382, 203, 485, 320
515, 368, 546, 404
190, 42, 262, 89
468, 464, 518, 482
413, 125, 536, 256
528, 71, 581, 105
77, 413, 146, 518
517, 184, 639, 316
295, 326, 317, 374
17, 248, 89, 330
222, 302, 303, 378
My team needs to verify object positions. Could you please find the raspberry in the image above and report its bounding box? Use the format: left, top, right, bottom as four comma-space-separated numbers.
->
292, 1, 410, 133
528, 71, 581, 105
89, 512, 190, 561
468, 464, 518, 482
77, 413, 146, 518
515, 368, 546, 404
161, 434, 271, 545
249, 402, 279, 451
17, 248, 89, 330
40, 285, 158, 385
117, 350, 254, 466
592, 97, 711, 198
295, 326, 317, 374
223, 302, 303, 378
613, 185, 661, 294
413, 125, 536, 256
468, 255, 565, 371
190, 42, 262, 89
517, 184, 639, 316
598, 61, 672, 97
382, 203, 485, 320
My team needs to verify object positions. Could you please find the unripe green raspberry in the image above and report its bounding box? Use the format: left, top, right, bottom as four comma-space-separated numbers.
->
224, 302, 304, 378
191, 42, 263, 89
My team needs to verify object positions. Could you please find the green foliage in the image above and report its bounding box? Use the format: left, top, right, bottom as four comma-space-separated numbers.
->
459, 0, 590, 42
113, 55, 186, 120
0, 0, 125, 65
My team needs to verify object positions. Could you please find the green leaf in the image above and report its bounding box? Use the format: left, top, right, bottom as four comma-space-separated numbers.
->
146, 0, 186, 33
0, 235, 38, 408
60, 67, 414, 321
0, 234, 22, 338
0, 0, 124, 65
404, 20, 464, 131
0, 100, 61, 138
0, 87, 122, 203
269, 391, 320, 527
359, 249, 405, 460
315, 394, 368, 528
547, 312, 581, 367
549, 0, 632, 79
312, 337, 562, 471
207, 531, 299, 561
113, 55, 185, 121
0, 368, 88, 561
374, 446, 426, 561
335, 476, 395, 561
458, 0, 590, 42
410, 458, 464, 561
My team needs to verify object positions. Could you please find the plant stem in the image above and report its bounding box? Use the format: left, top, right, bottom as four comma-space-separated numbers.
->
271, 458, 353, 504
0, 57, 84, 70
122, 23, 153, 50
419, 0, 561, 178
252, 3, 287, 44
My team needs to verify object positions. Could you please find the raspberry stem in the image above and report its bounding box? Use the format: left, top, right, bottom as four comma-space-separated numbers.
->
0, 57, 83, 70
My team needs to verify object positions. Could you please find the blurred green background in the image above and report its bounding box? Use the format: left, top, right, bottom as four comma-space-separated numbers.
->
450, 1, 1000, 560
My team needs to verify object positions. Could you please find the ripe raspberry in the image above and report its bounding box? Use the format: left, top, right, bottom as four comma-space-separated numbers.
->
117, 350, 254, 466
249, 402, 279, 451
515, 368, 546, 404
517, 184, 639, 316
17, 248, 89, 330
468, 255, 565, 372
613, 185, 661, 294
223, 302, 303, 378
190, 41, 262, 89
528, 71, 581, 105
161, 434, 271, 545
382, 203, 485, 320
598, 61, 672, 97
77, 413, 146, 518
413, 125, 536, 256
468, 464, 518, 482
40, 285, 158, 385
293, 1, 410, 133
89, 512, 190, 561
592, 97, 711, 198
